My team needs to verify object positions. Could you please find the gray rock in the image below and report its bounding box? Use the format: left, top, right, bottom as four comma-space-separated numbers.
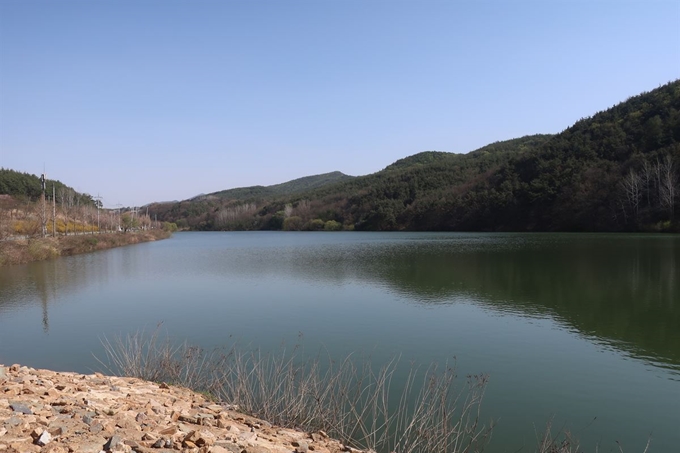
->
104, 434, 122, 450
4, 416, 21, 426
83, 414, 95, 425
9, 402, 32, 414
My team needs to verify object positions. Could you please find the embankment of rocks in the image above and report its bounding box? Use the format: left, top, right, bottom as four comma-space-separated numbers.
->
0, 364, 363, 453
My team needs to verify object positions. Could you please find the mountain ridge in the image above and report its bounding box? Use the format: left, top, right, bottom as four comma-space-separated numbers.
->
198, 171, 354, 202
148, 80, 680, 232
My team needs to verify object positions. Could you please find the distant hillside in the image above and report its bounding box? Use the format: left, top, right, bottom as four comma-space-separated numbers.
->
201, 171, 354, 201
148, 135, 552, 230
148, 171, 354, 230
149, 80, 680, 232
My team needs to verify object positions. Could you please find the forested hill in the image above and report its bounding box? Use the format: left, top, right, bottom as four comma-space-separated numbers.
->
0, 168, 96, 206
197, 171, 354, 201
147, 171, 355, 230
150, 80, 680, 232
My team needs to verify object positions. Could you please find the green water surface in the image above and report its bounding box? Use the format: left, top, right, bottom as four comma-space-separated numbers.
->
0, 232, 678, 451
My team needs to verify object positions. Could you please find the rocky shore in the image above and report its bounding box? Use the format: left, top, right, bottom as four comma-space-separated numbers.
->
0, 364, 360, 453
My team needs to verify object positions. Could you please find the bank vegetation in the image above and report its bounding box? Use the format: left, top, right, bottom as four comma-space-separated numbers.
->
99, 329, 641, 453
0, 229, 173, 267
0, 172, 178, 266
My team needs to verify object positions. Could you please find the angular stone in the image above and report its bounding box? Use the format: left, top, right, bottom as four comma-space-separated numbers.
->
9, 402, 32, 414
124, 439, 140, 448
48, 425, 66, 436
158, 425, 177, 436
178, 413, 198, 424
36, 430, 52, 446
141, 432, 157, 442
31, 427, 44, 440
183, 429, 216, 447
45, 388, 60, 398
104, 434, 122, 450
115, 418, 136, 430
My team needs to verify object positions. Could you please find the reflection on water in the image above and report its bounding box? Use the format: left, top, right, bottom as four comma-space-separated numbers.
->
1, 232, 679, 452
0, 243, 145, 332
1, 233, 678, 371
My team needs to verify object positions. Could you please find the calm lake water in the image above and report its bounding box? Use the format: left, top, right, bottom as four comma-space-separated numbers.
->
1, 232, 679, 452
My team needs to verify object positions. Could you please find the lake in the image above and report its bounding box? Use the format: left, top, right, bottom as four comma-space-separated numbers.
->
1, 232, 678, 452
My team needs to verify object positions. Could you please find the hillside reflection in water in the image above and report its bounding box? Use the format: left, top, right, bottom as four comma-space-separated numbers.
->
1, 232, 678, 452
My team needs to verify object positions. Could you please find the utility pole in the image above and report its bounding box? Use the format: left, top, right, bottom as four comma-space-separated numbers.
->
131, 206, 138, 230
52, 184, 56, 237
93, 194, 102, 234
40, 173, 47, 237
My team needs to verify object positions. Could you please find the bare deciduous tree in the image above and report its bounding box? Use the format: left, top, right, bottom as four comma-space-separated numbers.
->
215, 203, 258, 228
58, 187, 76, 235
660, 154, 676, 219
283, 203, 293, 218
621, 168, 641, 221
641, 159, 653, 207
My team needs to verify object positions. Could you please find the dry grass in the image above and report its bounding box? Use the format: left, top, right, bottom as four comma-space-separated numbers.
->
98, 329, 655, 453
0, 230, 171, 266
98, 329, 492, 453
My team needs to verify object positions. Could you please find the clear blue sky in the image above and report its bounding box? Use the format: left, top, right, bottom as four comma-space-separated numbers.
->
1, 1, 679, 207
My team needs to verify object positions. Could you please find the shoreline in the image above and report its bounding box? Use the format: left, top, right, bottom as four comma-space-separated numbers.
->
0, 363, 354, 453
0, 230, 172, 267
